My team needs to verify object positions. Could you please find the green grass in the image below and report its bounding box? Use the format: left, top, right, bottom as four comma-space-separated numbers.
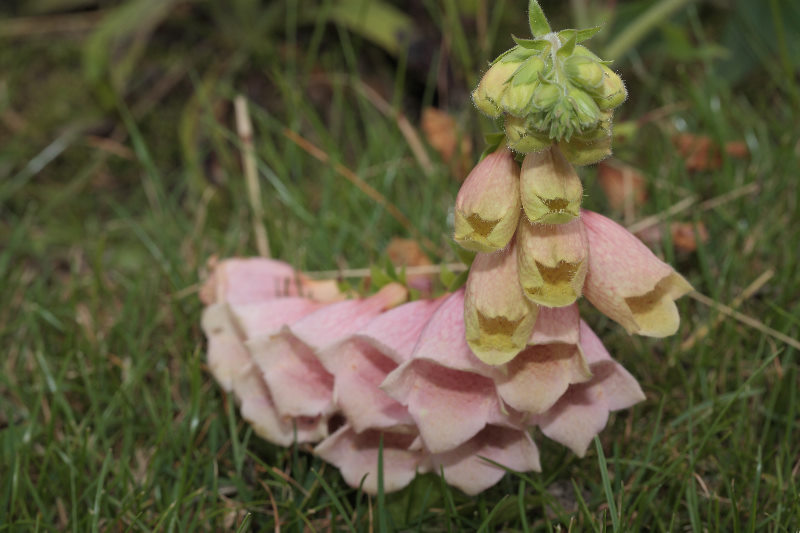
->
1, 0, 799, 530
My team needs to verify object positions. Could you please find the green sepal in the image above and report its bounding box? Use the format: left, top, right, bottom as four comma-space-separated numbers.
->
479, 133, 506, 161
527, 0, 551, 37
497, 46, 534, 65
512, 35, 552, 53
571, 26, 604, 43
556, 30, 577, 59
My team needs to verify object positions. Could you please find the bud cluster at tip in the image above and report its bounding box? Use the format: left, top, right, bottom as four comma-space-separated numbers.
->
472, 26, 626, 165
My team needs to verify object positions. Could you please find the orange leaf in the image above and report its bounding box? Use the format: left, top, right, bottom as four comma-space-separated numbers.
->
386, 238, 433, 295
672, 133, 749, 171
421, 107, 473, 180
637, 222, 709, 253
596, 159, 647, 211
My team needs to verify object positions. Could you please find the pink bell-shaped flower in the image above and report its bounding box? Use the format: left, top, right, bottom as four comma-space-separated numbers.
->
453, 148, 522, 253
464, 241, 538, 365
582, 210, 693, 337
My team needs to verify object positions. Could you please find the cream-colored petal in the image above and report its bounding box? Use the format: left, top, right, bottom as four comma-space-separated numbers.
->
582, 210, 693, 337
516, 217, 589, 307
520, 147, 583, 224
464, 243, 538, 365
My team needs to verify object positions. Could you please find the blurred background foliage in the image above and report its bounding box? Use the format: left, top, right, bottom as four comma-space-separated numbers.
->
1, 0, 799, 530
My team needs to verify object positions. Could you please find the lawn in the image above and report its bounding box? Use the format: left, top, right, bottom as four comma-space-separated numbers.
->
1, 0, 799, 530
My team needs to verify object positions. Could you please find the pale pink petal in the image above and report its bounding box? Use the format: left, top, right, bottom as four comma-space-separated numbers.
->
290, 283, 408, 351
247, 284, 407, 418
201, 257, 344, 305
426, 426, 541, 495
315, 426, 424, 494
529, 304, 580, 345
496, 343, 591, 415
236, 371, 328, 446
329, 338, 414, 431
381, 360, 512, 453
536, 321, 645, 456
582, 210, 692, 337
203, 258, 303, 305
409, 290, 493, 375
351, 297, 448, 364
316, 298, 447, 432
248, 331, 335, 418
201, 303, 326, 445
536, 385, 610, 457
229, 298, 325, 340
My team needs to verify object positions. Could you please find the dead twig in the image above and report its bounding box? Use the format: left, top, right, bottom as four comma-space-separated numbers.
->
235, 95, 270, 258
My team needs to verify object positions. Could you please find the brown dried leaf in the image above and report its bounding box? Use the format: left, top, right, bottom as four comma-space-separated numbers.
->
673, 133, 749, 171
386, 237, 433, 295
596, 159, 647, 211
671, 221, 709, 252
637, 221, 709, 252
421, 107, 472, 180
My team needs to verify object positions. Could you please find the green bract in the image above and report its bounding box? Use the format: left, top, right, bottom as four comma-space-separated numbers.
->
471, 1, 626, 165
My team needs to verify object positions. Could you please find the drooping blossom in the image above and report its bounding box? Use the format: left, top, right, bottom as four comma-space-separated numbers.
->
582, 210, 693, 337
453, 148, 521, 253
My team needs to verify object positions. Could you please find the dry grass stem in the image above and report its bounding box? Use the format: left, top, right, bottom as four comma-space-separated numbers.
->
688, 290, 800, 351
235, 95, 270, 257
355, 81, 435, 177
681, 269, 775, 350
306, 262, 467, 279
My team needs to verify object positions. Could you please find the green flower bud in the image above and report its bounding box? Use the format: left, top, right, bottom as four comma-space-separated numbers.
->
504, 115, 552, 153
472, 60, 521, 117
531, 82, 562, 112
501, 56, 547, 116
567, 86, 601, 129
595, 65, 627, 111
501, 80, 539, 117
564, 55, 604, 90
559, 131, 612, 166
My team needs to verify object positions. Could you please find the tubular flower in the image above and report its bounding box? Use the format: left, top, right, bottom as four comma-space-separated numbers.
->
582, 210, 693, 337
516, 216, 589, 307
464, 241, 538, 365
520, 146, 583, 224
454, 148, 521, 253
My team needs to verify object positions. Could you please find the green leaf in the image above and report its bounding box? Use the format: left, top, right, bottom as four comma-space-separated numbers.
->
527, 0, 551, 37
326, 0, 417, 57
